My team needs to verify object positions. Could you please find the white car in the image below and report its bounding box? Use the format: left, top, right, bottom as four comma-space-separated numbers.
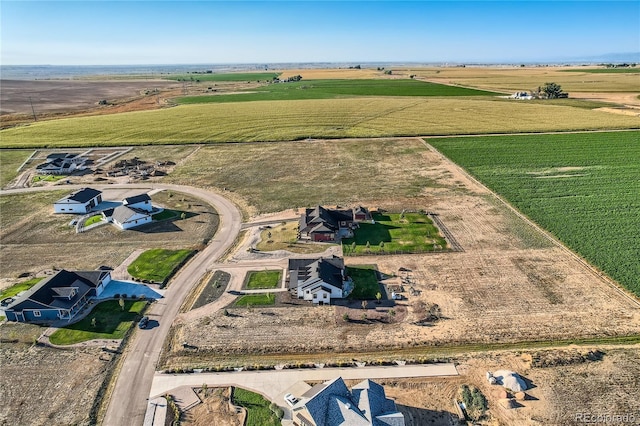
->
284, 393, 299, 407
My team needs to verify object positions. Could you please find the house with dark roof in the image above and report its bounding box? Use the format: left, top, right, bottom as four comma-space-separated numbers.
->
110, 205, 152, 230
36, 153, 86, 175
122, 193, 153, 212
288, 256, 353, 304
53, 188, 103, 214
3, 269, 111, 323
290, 377, 405, 426
299, 206, 370, 243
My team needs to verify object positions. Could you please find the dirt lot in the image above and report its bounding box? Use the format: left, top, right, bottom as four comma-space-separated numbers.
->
0, 322, 109, 426
0, 188, 218, 280
162, 141, 640, 367
182, 387, 243, 426
178, 347, 639, 426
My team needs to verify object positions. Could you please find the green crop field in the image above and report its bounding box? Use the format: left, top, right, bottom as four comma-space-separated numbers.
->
2, 98, 639, 148
165, 72, 279, 82
428, 130, 640, 296
177, 79, 500, 104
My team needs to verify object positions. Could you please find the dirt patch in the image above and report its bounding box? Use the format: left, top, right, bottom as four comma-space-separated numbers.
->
182, 387, 242, 426
0, 322, 108, 426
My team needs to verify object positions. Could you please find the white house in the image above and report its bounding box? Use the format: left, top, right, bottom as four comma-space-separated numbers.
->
289, 256, 353, 304
36, 153, 86, 175
111, 206, 152, 230
122, 193, 153, 212
54, 188, 103, 214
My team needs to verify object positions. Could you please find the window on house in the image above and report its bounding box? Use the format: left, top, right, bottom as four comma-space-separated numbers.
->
313, 293, 317, 299
33, 310, 41, 317
323, 293, 328, 299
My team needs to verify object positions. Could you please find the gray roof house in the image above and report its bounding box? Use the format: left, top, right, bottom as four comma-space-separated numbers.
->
291, 377, 405, 426
3, 269, 112, 323
289, 256, 353, 304
110, 205, 152, 230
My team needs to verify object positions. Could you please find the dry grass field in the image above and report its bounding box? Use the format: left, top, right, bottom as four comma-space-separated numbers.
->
0, 188, 218, 279
0, 322, 108, 426
2, 97, 639, 148
398, 66, 640, 93
161, 141, 640, 368
278, 67, 385, 80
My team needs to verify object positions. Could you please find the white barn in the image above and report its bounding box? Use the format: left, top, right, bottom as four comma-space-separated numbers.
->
54, 188, 103, 214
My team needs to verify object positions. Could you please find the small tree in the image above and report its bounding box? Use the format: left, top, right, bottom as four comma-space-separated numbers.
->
267, 231, 272, 240
180, 212, 187, 220
361, 300, 367, 310
118, 297, 125, 311
351, 241, 356, 253
91, 317, 97, 328
541, 82, 567, 99
379, 241, 385, 252
365, 241, 371, 253
375, 292, 382, 304
201, 383, 209, 397
343, 313, 350, 322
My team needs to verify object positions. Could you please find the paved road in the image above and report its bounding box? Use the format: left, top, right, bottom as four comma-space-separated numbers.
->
150, 363, 458, 402
0, 183, 243, 426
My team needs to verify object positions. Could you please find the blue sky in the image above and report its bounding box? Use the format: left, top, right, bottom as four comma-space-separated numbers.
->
1, 1, 638, 65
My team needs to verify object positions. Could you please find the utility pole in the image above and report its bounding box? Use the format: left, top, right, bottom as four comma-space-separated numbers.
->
28, 96, 37, 121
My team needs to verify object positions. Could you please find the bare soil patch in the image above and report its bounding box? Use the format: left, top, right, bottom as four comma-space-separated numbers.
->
182, 387, 243, 426
0, 322, 108, 426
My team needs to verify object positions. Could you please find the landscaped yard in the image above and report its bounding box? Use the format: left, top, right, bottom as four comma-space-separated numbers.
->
127, 248, 194, 283
48, 300, 147, 345
151, 209, 179, 221
342, 212, 447, 255
0, 277, 43, 298
346, 265, 380, 300
231, 387, 281, 426
256, 221, 332, 254
83, 215, 103, 227
244, 270, 281, 290
233, 294, 276, 307
32, 174, 66, 183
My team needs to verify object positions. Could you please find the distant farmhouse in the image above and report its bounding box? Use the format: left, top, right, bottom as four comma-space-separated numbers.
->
54, 187, 103, 214
288, 256, 353, 304
290, 377, 405, 426
2, 269, 111, 323
299, 206, 370, 243
36, 153, 87, 175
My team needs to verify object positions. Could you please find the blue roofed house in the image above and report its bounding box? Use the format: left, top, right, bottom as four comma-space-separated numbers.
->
290, 377, 405, 426
3, 269, 112, 323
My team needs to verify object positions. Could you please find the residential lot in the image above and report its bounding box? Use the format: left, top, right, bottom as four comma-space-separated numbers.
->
0, 188, 218, 280
161, 142, 640, 368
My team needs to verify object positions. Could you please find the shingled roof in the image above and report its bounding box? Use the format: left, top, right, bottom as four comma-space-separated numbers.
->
56, 187, 101, 204
123, 193, 151, 206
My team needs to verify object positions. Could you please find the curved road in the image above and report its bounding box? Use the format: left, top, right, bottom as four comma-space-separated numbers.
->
0, 183, 243, 426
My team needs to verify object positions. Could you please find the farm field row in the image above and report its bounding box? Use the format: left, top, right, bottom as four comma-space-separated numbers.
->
2, 97, 639, 148
177, 79, 500, 103
428, 130, 640, 296
165, 72, 279, 82
400, 66, 640, 92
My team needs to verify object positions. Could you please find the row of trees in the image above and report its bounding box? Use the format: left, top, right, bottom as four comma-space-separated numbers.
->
533, 82, 568, 99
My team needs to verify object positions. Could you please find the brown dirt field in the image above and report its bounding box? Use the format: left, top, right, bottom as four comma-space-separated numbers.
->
0, 322, 108, 426
278, 68, 385, 80
182, 387, 243, 426
161, 141, 640, 368
0, 189, 218, 279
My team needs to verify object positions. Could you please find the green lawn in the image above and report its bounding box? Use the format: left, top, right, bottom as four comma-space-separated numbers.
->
84, 215, 103, 226
32, 174, 66, 183
0, 277, 44, 298
165, 72, 279, 82
151, 209, 179, 221
429, 130, 640, 296
346, 266, 380, 300
342, 212, 447, 255
127, 248, 194, 283
234, 294, 276, 307
177, 79, 500, 104
232, 388, 281, 426
245, 270, 281, 290
48, 300, 147, 345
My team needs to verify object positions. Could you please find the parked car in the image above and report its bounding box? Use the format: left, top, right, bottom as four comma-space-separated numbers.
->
138, 316, 149, 329
284, 393, 299, 407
